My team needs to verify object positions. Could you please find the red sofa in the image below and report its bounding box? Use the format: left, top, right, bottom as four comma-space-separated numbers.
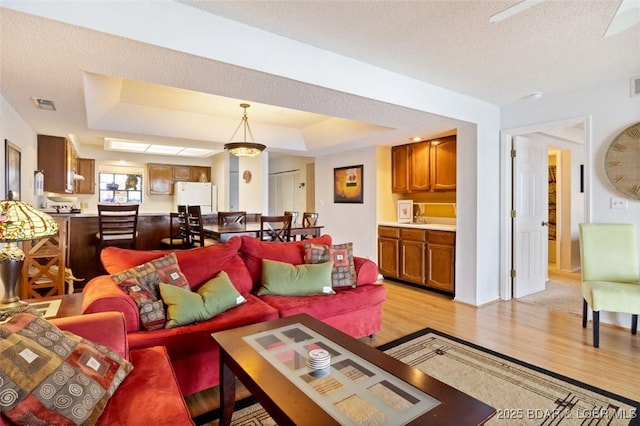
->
81, 235, 387, 397
0, 312, 194, 426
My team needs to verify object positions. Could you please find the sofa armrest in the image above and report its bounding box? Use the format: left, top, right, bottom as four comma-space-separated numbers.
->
51, 312, 130, 360
354, 256, 379, 286
82, 275, 141, 333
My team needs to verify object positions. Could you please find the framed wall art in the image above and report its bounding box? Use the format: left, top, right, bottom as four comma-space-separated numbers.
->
5, 139, 21, 200
334, 164, 363, 203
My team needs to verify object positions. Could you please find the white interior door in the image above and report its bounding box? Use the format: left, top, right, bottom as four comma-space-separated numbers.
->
513, 135, 549, 298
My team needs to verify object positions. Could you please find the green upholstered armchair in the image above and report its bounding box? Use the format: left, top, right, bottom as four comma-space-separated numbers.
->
579, 223, 640, 347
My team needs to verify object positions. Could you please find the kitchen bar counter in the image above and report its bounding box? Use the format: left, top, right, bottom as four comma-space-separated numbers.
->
377, 221, 456, 232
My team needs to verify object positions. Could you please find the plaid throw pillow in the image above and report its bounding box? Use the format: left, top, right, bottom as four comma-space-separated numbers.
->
0, 313, 133, 425
303, 242, 357, 288
111, 252, 190, 330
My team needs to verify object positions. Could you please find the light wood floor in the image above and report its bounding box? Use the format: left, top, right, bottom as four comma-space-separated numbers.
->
186, 279, 640, 418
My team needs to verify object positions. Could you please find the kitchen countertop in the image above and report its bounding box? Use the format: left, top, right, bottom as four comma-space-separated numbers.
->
378, 221, 456, 232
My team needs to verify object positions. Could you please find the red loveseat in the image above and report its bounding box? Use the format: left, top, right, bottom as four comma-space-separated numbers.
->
0, 312, 194, 426
80, 235, 386, 397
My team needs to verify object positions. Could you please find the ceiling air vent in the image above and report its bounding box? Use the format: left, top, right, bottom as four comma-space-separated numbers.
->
631, 75, 640, 98
31, 97, 56, 111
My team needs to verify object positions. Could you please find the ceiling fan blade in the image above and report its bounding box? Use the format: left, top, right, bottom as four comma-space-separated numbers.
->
489, 0, 544, 23
605, 0, 640, 37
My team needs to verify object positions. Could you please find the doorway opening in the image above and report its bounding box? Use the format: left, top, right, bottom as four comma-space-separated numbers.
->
500, 116, 590, 305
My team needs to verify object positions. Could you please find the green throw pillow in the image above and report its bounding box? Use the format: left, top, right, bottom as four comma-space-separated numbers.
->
258, 259, 335, 296
160, 271, 246, 328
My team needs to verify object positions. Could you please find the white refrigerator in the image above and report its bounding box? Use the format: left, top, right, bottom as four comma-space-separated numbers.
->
173, 182, 217, 213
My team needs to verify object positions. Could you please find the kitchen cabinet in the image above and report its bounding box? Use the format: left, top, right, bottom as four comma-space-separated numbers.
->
377, 225, 456, 294
409, 141, 431, 191
148, 163, 212, 195
75, 158, 95, 194
148, 164, 173, 194
37, 135, 78, 193
391, 135, 456, 193
191, 166, 211, 182
426, 230, 456, 292
391, 145, 410, 193
172, 165, 192, 181
377, 226, 400, 278
400, 228, 426, 282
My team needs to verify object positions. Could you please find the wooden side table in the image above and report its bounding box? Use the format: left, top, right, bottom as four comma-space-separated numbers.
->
25, 293, 83, 319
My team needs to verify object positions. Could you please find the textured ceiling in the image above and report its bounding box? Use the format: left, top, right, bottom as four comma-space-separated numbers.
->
0, 1, 637, 156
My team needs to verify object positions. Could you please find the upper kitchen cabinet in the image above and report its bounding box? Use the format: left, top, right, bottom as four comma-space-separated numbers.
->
191, 166, 211, 183
74, 158, 95, 194
392, 135, 456, 193
37, 135, 78, 193
391, 145, 410, 193
172, 165, 192, 181
148, 163, 174, 195
431, 136, 457, 191
148, 163, 212, 195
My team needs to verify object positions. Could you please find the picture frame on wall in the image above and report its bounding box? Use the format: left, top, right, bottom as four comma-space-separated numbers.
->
5, 139, 21, 200
334, 164, 363, 203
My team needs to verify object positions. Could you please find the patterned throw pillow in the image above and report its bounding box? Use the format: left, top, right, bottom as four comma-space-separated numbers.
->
111, 252, 190, 330
303, 242, 357, 288
0, 313, 133, 425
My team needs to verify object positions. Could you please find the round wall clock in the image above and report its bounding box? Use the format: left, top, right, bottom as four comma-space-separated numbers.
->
604, 122, 640, 200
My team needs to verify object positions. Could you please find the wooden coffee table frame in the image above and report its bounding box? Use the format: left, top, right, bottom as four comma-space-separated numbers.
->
212, 314, 495, 426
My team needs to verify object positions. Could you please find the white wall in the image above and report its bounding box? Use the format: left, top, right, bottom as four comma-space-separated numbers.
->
502, 77, 640, 326
315, 146, 379, 260
238, 154, 263, 213
1, 94, 38, 206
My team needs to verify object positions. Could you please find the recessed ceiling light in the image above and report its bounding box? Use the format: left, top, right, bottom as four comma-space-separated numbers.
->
31, 97, 56, 111
104, 138, 217, 157
411, 136, 424, 142
528, 91, 543, 99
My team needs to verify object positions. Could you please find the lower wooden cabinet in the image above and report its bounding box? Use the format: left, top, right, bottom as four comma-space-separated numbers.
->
378, 225, 455, 294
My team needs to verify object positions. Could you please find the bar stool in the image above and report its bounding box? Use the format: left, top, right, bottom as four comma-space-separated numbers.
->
187, 205, 218, 247
161, 205, 188, 248
96, 204, 139, 251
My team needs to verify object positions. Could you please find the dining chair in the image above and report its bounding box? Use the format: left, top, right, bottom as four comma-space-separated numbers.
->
218, 211, 247, 226
260, 214, 293, 242
579, 223, 640, 347
96, 204, 139, 252
300, 212, 319, 240
187, 205, 218, 247
284, 211, 299, 240
161, 205, 188, 248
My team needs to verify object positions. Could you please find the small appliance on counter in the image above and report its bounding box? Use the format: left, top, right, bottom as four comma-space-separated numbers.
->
38, 195, 82, 214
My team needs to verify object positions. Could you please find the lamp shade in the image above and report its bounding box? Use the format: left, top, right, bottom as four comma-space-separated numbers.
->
224, 142, 266, 157
0, 200, 58, 242
224, 103, 266, 157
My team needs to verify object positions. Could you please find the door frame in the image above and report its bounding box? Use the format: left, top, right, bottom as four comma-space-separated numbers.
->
499, 115, 592, 300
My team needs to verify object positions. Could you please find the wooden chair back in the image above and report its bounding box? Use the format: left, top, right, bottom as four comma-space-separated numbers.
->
301, 212, 319, 240
188, 205, 217, 247
218, 211, 247, 226
260, 214, 293, 242
161, 205, 188, 248
97, 204, 139, 249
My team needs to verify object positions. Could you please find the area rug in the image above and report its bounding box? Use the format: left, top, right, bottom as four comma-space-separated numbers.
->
517, 280, 583, 316
194, 328, 639, 426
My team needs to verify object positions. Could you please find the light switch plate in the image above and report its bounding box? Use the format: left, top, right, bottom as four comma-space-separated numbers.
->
610, 197, 628, 209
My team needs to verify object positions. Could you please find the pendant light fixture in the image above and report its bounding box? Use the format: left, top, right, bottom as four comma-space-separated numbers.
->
224, 103, 266, 157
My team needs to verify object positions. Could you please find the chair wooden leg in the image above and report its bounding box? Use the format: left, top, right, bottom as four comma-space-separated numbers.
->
582, 299, 588, 328
632, 314, 638, 335
593, 310, 600, 348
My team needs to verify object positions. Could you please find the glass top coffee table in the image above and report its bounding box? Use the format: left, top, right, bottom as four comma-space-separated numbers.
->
212, 314, 495, 425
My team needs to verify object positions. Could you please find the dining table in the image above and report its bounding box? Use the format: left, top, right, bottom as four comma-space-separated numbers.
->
202, 223, 324, 242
